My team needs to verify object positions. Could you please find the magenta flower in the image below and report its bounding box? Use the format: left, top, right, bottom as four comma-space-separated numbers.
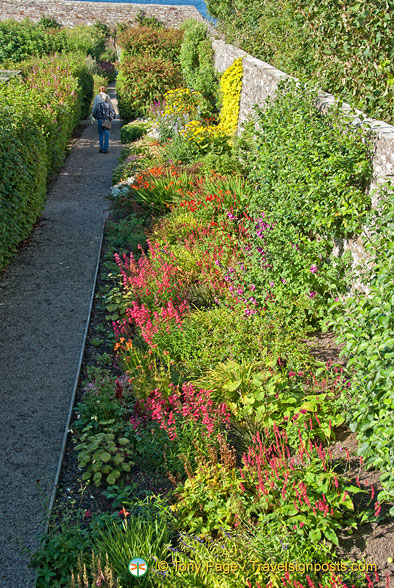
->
308, 291, 317, 298
310, 265, 318, 274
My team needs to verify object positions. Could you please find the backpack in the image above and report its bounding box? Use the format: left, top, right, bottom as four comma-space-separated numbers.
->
94, 99, 111, 120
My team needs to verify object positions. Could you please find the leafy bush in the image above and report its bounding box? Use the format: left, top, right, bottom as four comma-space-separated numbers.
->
64, 23, 108, 60
118, 26, 183, 65
135, 9, 164, 29
180, 18, 218, 105
120, 122, 147, 144
0, 19, 108, 65
31, 518, 91, 588
238, 80, 372, 238
117, 54, 182, 121
333, 196, 394, 503
0, 18, 68, 63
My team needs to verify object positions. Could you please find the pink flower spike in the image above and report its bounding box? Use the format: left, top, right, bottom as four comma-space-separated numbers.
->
310, 265, 318, 273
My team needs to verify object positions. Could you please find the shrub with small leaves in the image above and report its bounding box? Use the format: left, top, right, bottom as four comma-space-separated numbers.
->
120, 122, 147, 144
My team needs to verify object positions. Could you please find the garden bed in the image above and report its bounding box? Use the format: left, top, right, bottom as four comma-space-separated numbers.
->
31, 18, 394, 588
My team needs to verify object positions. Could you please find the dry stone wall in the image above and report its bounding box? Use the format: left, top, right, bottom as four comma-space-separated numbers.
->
0, 0, 205, 28
212, 38, 394, 268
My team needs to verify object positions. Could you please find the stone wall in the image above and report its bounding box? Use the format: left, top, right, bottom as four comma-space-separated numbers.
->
212, 38, 394, 269
0, 0, 206, 28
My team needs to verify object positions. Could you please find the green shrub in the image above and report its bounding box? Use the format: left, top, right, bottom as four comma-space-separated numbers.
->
0, 18, 68, 63
118, 26, 183, 65
0, 103, 47, 271
31, 518, 91, 588
117, 54, 182, 121
333, 196, 394, 503
135, 9, 164, 29
180, 18, 218, 106
64, 23, 108, 60
120, 122, 147, 144
238, 80, 372, 239
0, 52, 93, 272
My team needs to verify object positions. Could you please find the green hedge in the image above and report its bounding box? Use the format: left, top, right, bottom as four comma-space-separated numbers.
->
0, 52, 93, 272
0, 105, 47, 271
0, 18, 68, 62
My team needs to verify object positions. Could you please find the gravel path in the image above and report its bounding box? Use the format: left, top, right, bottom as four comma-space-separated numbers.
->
0, 84, 121, 587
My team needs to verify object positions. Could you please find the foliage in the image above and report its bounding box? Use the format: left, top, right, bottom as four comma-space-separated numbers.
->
117, 54, 182, 121
88, 505, 173, 587
64, 23, 108, 60
31, 518, 91, 588
239, 80, 372, 238
206, 0, 394, 124
0, 18, 67, 62
0, 19, 108, 64
0, 102, 47, 272
120, 122, 147, 144
332, 195, 394, 503
162, 132, 201, 165
38, 16, 62, 30
232, 80, 372, 323
127, 165, 192, 213
179, 18, 218, 106
180, 119, 231, 155
75, 429, 133, 486
0, 52, 93, 273
135, 9, 164, 29
118, 26, 183, 65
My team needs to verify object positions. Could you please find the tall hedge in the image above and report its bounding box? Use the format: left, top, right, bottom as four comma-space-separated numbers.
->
207, 0, 394, 124
0, 53, 93, 272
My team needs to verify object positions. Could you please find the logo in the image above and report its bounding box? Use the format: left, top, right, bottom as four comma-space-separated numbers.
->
129, 557, 148, 577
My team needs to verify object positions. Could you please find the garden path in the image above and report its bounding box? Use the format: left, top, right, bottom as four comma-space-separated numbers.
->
0, 83, 121, 588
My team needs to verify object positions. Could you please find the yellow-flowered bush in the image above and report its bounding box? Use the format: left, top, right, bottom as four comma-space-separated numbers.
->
162, 87, 205, 118
218, 57, 243, 135
179, 58, 243, 154
180, 120, 230, 154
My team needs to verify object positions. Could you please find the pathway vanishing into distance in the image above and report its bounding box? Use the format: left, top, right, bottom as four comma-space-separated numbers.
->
0, 83, 121, 587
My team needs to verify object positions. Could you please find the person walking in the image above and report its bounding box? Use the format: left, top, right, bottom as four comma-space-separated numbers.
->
92, 86, 116, 153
